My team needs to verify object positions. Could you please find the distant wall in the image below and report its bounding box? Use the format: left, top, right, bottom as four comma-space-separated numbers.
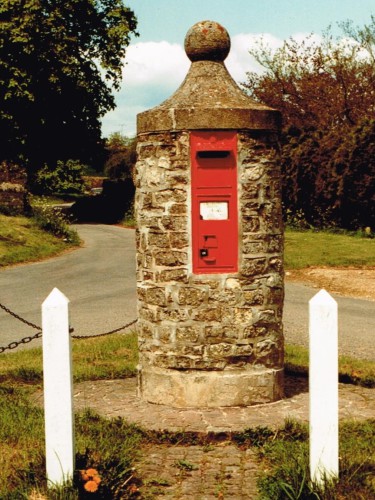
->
0, 163, 28, 214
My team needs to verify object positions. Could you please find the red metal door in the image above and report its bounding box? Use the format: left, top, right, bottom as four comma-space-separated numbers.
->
190, 131, 238, 274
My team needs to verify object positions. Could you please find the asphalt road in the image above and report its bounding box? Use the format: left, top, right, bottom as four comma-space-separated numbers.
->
284, 283, 375, 361
0, 225, 137, 350
0, 224, 374, 361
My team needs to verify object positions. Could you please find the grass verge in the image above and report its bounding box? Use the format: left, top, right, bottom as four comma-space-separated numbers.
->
0, 214, 78, 267
254, 418, 375, 499
285, 344, 375, 388
284, 228, 375, 269
0, 332, 138, 385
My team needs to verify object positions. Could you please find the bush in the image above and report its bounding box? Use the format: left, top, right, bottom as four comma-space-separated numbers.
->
33, 159, 87, 195
281, 120, 375, 231
32, 198, 80, 244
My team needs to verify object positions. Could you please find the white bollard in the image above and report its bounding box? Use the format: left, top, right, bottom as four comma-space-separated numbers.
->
309, 289, 339, 486
42, 288, 74, 487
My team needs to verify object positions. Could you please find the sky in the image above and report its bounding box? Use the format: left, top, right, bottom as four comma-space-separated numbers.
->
101, 0, 375, 138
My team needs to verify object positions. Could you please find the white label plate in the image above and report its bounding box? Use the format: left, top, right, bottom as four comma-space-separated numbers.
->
200, 202, 228, 220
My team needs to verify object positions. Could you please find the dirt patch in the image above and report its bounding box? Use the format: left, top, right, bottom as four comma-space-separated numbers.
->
286, 267, 375, 301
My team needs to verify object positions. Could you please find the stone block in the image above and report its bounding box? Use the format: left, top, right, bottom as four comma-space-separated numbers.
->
154, 189, 187, 204
241, 258, 267, 277
243, 290, 264, 306
148, 232, 170, 248
145, 287, 166, 306
138, 366, 284, 407
204, 342, 234, 358
169, 232, 189, 249
177, 286, 207, 306
193, 307, 222, 322
157, 308, 191, 322
243, 241, 267, 254
205, 325, 238, 341
154, 250, 187, 266
242, 217, 260, 233
176, 325, 201, 343
168, 203, 187, 215
208, 289, 239, 306
156, 268, 189, 283
240, 182, 260, 198
160, 216, 187, 232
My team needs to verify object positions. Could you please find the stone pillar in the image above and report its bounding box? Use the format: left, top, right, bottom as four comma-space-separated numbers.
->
135, 21, 283, 408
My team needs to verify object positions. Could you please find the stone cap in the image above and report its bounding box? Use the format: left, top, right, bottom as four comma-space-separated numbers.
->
137, 20, 281, 134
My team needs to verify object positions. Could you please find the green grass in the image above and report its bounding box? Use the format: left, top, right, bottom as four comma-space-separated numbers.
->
256, 418, 375, 499
0, 214, 78, 267
0, 331, 138, 385
0, 386, 143, 498
284, 228, 375, 269
285, 344, 375, 387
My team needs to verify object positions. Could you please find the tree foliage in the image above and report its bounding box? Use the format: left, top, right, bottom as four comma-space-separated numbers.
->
34, 159, 87, 195
0, 0, 138, 184
243, 17, 375, 229
104, 133, 137, 180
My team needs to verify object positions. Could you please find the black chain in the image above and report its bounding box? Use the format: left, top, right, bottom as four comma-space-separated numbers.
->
0, 331, 42, 354
0, 302, 41, 330
0, 301, 137, 352
71, 319, 137, 340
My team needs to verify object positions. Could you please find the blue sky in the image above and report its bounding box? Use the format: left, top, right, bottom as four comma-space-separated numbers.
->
101, 0, 375, 137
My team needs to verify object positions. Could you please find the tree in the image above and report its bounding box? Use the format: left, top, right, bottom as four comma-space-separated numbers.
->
243, 23, 375, 132
0, 0, 138, 185
104, 133, 137, 180
243, 18, 375, 229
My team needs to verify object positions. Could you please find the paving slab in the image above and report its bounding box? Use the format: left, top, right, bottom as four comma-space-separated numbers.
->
32, 376, 374, 432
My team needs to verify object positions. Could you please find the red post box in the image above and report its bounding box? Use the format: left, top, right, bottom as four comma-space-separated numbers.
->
190, 131, 238, 274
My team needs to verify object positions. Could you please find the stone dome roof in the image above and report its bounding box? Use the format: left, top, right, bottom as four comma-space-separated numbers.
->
137, 21, 281, 133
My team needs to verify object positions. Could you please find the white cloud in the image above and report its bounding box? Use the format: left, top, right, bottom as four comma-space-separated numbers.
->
123, 41, 189, 87
226, 33, 283, 81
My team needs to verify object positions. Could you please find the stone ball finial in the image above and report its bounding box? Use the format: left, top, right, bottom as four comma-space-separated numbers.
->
184, 20, 231, 62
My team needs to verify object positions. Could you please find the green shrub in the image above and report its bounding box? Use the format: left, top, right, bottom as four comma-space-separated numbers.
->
32, 198, 79, 244
34, 159, 87, 195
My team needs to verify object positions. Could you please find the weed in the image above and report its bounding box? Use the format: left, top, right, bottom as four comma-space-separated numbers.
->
144, 477, 171, 487
233, 426, 276, 447
174, 459, 199, 471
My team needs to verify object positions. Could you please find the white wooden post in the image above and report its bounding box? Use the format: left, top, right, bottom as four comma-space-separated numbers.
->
42, 288, 74, 487
309, 289, 339, 486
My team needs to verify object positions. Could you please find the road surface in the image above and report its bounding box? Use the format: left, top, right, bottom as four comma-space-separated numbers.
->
0, 224, 374, 360
0, 225, 137, 350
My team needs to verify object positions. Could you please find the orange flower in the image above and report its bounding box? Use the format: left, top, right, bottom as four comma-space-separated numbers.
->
93, 475, 101, 485
81, 471, 89, 481
86, 468, 99, 478
84, 480, 99, 493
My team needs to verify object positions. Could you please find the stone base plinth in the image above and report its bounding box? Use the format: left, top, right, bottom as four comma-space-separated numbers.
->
138, 366, 284, 408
